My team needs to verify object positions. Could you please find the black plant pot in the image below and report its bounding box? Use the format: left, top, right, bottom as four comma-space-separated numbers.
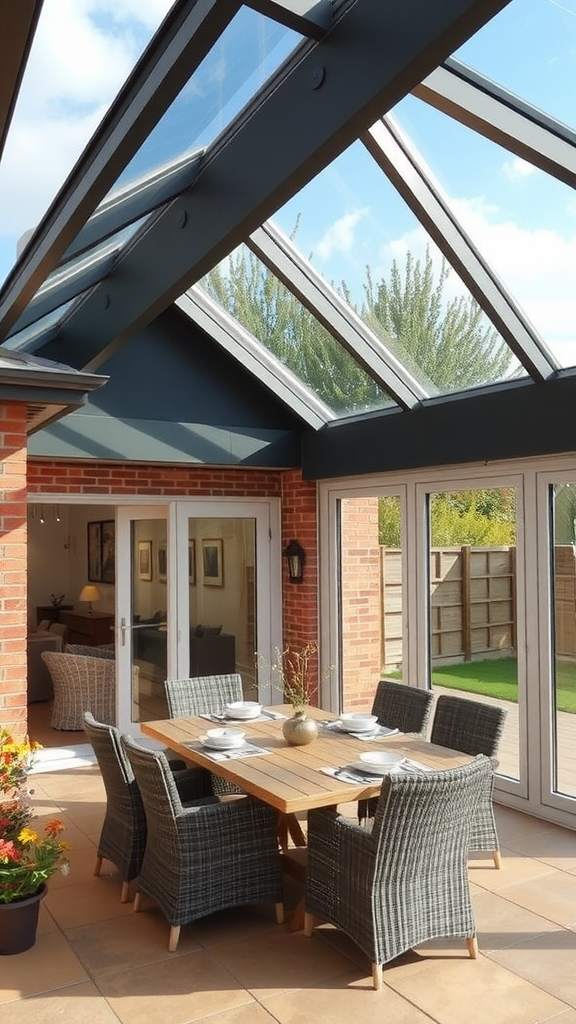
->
0, 884, 46, 954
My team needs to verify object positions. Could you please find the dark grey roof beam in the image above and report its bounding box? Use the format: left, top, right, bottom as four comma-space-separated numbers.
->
60, 149, 205, 265
178, 286, 332, 428
362, 116, 557, 382
248, 221, 425, 408
414, 59, 576, 189
245, 0, 333, 39
0, 1, 44, 162
0, 0, 243, 339
41, 0, 511, 371
7, 247, 119, 338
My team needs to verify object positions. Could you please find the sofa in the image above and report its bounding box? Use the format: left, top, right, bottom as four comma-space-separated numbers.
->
27, 630, 63, 702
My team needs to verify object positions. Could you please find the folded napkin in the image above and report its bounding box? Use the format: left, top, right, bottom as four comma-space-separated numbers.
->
201, 710, 287, 724
187, 741, 270, 762
320, 759, 433, 784
321, 722, 401, 741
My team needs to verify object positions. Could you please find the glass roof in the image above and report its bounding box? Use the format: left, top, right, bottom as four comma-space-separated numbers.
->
454, 0, 576, 131
0, 0, 173, 287
0, 0, 573, 439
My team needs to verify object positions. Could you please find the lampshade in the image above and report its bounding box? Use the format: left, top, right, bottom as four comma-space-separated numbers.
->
79, 584, 101, 612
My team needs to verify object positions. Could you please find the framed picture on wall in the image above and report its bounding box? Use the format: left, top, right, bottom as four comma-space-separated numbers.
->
202, 538, 223, 586
158, 542, 167, 583
138, 540, 153, 581
87, 522, 102, 582
188, 540, 195, 585
101, 520, 115, 584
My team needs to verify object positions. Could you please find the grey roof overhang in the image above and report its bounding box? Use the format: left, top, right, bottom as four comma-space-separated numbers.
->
0, 351, 108, 434
22, 0, 511, 372
301, 372, 576, 479
0, 1, 44, 163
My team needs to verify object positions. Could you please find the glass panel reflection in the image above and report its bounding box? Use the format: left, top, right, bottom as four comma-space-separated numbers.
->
551, 484, 576, 799
397, 95, 574, 370
428, 487, 519, 781
198, 245, 393, 417
273, 139, 521, 396
131, 519, 168, 723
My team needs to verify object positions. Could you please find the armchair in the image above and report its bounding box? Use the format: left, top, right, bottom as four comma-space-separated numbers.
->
121, 734, 284, 951
305, 755, 493, 990
41, 651, 115, 730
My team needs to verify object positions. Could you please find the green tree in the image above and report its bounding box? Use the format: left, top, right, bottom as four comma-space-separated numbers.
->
363, 248, 513, 391
379, 489, 517, 547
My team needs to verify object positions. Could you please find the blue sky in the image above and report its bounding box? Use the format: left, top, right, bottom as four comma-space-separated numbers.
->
0, 0, 574, 366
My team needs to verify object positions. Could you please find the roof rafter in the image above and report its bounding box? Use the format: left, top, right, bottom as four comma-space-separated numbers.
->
415, 58, 576, 189
362, 115, 557, 382
36, 0, 512, 371
0, 0, 243, 338
247, 221, 423, 408
245, 0, 333, 39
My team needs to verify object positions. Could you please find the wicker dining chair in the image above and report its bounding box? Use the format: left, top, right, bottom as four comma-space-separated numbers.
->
429, 694, 507, 868
67, 643, 115, 658
164, 673, 245, 796
305, 755, 493, 990
41, 651, 115, 730
121, 734, 284, 951
83, 712, 214, 902
358, 680, 434, 822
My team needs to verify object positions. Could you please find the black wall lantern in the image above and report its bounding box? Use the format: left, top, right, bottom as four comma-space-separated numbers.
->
283, 539, 305, 584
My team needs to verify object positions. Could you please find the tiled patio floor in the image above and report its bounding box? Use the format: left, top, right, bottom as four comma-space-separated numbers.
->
3, 704, 575, 1024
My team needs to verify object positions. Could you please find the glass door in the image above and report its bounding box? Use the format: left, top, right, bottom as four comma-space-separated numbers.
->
116, 499, 280, 736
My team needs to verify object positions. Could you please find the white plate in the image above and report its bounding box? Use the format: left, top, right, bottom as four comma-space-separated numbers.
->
352, 751, 406, 775
225, 701, 262, 720
200, 729, 245, 750
335, 715, 379, 733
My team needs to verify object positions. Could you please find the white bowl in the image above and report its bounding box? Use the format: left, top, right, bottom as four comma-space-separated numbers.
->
202, 727, 245, 749
338, 712, 379, 733
353, 751, 406, 775
225, 701, 262, 720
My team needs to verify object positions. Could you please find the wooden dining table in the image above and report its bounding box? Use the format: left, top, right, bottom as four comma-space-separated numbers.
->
141, 703, 473, 829
142, 705, 475, 929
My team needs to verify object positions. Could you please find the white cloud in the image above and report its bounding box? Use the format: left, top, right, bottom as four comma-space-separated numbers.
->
502, 157, 537, 183
0, 0, 173, 274
315, 208, 369, 260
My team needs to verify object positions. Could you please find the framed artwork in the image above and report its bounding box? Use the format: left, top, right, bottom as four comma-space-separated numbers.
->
202, 538, 223, 586
101, 520, 116, 584
87, 522, 102, 582
188, 540, 195, 585
157, 542, 167, 583
138, 540, 153, 582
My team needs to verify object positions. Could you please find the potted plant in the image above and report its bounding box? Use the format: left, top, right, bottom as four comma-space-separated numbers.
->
265, 642, 320, 746
0, 729, 69, 954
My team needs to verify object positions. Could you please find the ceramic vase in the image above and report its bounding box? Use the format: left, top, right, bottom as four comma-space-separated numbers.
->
0, 884, 46, 955
282, 709, 319, 746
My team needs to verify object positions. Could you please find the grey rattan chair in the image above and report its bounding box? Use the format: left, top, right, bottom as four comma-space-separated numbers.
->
121, 734, 284, 951
305, 755, 493, 990
164, 673, 245, 796
358, 680, 434, 822
430, 694, 507, 868
83, 712, 214, 902
41, 651, 115, 730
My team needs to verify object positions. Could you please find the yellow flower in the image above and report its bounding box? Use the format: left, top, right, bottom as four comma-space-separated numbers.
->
17, 827, 38, 845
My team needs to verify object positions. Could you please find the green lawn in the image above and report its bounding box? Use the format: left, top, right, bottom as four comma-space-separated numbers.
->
430, 657, 576, 714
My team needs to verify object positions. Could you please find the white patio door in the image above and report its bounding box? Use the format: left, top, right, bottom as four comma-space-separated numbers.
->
116, 499, 280, 738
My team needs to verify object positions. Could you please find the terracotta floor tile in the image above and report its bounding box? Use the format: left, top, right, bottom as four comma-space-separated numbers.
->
496, 871, 576, 928
468, 847, 557, 890
67, 906, 202, 977
44, 876, 136, 929
261, 970, 439, 1021
0, 981, 121, 1023
0, 930, 88, 1002
98, 948, 255, 1024
487, 928, 576, 1007
473, 890, 559, 950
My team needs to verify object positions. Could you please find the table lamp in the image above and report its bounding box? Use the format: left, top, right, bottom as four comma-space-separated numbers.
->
79, 584, 101, 614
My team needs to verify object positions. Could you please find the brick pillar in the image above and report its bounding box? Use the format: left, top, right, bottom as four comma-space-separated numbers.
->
0, 403, 28, 737
281, 470, 319, 701
341, 497, 381, 710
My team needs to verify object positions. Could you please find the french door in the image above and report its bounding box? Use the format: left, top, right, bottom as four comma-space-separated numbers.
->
116, 499, 280, 738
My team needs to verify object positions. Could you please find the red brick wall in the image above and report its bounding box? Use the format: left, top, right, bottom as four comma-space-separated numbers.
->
281, 469, 319, 702
0, 404, 28, 737
340, 497, 381, 711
